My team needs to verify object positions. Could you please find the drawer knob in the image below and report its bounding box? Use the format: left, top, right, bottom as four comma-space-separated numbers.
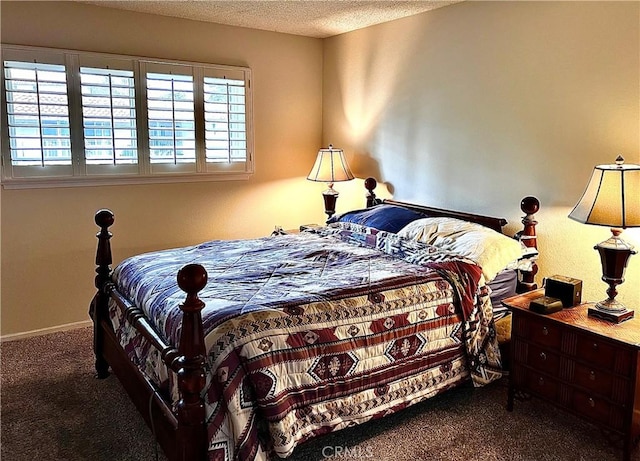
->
542, 326, 549, 336
592, 342, 598, 350
588, 397, 595, 408
539, 352, 547, 361
538, 377, 545, 386
589, 370, 596, 381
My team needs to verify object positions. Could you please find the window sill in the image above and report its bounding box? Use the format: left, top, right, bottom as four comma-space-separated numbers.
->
1, 172, 253, 190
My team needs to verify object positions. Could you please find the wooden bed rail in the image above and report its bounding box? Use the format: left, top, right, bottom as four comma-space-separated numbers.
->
110, 289, 181, 370
92, 209, 208, 461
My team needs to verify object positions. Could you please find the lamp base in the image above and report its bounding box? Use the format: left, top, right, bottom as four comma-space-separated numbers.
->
588, 300, 634, 323
322, 184, 339, 220
588, 229, 637, 323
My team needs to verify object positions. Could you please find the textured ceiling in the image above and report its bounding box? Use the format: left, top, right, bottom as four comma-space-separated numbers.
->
80, 1, 461, 38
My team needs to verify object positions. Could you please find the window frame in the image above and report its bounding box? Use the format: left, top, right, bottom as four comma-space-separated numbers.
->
1, 44, 254, 189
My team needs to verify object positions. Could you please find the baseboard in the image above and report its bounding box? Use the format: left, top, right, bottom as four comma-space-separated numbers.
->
0, 320, 92, 342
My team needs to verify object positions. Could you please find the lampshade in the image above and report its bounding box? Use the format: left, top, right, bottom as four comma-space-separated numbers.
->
568, 156, 640, 228
307, 145, 355, 184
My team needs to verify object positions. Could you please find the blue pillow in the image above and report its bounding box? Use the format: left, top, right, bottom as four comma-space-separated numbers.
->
328, 204, 427, 233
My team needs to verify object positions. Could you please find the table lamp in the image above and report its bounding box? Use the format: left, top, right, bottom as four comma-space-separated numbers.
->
568, 155, 640, 323
307, 144, 354, 219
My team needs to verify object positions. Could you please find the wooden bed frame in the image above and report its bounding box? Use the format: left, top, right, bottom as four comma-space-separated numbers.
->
90, 177, 540, 461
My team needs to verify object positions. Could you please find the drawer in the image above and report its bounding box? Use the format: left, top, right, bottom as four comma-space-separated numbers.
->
570, 388, 625, 431
515, 365, 559, 401
524, 343, 560, 375
572, 362, 615, 396
575, 334, 633, 375
514, 316, 562, 349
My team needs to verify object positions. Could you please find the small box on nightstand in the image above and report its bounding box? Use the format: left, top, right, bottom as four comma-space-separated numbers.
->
544, 275, 582, 308
529, 296, 563, 314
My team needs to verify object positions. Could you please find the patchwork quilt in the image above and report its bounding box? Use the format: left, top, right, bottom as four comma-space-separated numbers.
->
108, 223, 503, 461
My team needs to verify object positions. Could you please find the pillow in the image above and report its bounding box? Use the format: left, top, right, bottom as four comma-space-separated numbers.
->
327, 204, 427, 233
397, 216, 525, 282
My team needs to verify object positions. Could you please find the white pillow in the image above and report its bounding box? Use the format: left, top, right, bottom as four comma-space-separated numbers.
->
397, 217, 525, 282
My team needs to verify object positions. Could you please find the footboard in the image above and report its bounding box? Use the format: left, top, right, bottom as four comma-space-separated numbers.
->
90, 210, 208, 461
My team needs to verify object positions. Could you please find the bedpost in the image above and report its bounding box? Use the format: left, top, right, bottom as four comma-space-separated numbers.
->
516, 196, 540, 292
91, 209, 115, 379
365, 177, 381, 207
175, 264, 208, 461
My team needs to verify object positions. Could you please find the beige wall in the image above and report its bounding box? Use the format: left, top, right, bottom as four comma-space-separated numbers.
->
323, 1, 640, 308
0, 1, 367, 336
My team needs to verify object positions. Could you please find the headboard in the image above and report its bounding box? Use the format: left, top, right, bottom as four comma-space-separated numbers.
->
363, 177, 540, 292
365, 177, 508, 232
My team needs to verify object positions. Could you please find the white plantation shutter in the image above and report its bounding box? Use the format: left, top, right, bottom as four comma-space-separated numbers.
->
142, 62, 196, 172
1, 45, 253, 188
2, 55, 73, 178
202, 66, 250, 173
80, 66, 138, 168
204, 76, 247, 164
77, 55, 140, 177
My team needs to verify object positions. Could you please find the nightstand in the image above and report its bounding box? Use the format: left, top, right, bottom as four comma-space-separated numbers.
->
503, 289, 640, 461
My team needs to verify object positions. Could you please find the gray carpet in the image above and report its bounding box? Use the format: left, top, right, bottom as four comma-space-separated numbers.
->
1, 327, 637, 461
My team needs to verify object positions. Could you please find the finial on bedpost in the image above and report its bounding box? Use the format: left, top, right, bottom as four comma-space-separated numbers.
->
94, 209, 114, 289
520, 196, 539, 250
516, 196, 540, 292
365, 177, 379, 208
92, 209, 115, 379
175, 264, 208, 458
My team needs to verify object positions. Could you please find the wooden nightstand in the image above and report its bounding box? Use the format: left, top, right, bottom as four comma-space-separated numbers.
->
503, 289, 640, 461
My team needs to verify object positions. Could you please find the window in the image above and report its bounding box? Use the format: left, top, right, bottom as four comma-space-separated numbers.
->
1, 45, 253, 188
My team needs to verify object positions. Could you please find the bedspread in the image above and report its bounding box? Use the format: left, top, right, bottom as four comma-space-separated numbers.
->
108, 223, 503, 461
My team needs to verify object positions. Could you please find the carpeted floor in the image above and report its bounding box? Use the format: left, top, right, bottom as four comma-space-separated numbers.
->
1, 327, 637, 461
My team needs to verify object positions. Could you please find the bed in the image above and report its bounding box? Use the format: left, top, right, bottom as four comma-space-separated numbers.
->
90, 178, 540, 461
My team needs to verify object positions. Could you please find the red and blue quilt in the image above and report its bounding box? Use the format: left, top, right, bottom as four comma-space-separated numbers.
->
108, 223, 503, 461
